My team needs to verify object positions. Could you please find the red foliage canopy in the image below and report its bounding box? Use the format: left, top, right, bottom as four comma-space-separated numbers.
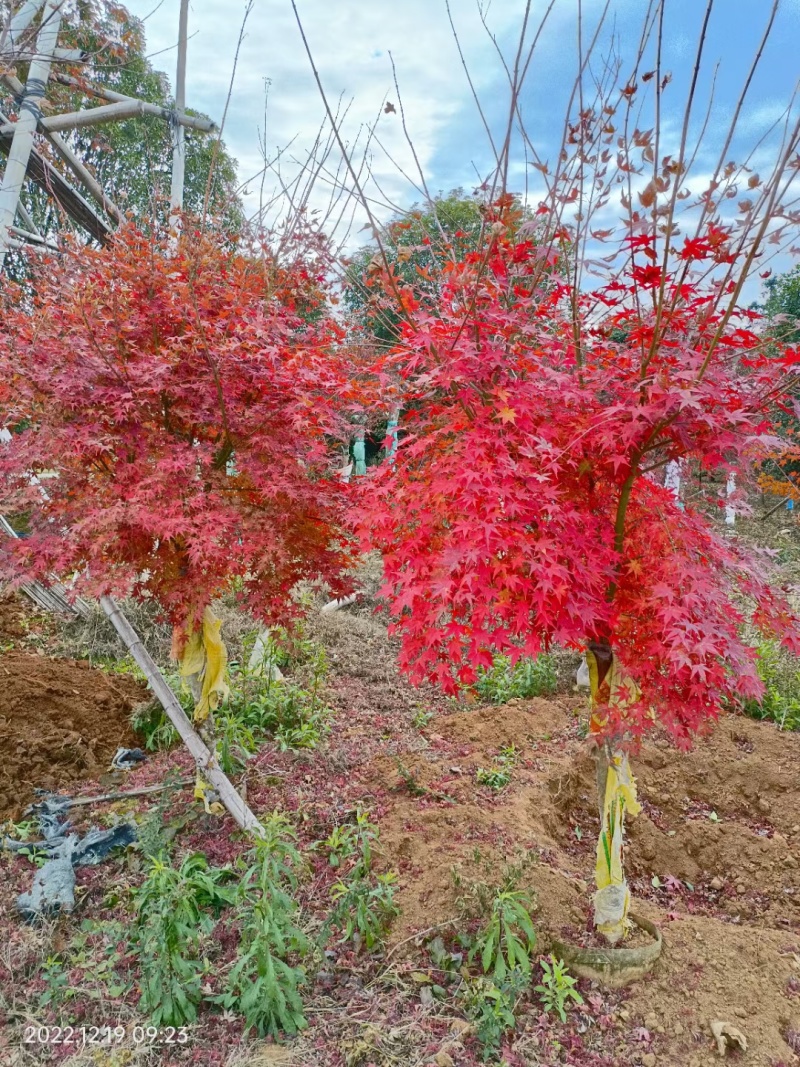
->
0, 225, 357, 627
357, 216, 800, 744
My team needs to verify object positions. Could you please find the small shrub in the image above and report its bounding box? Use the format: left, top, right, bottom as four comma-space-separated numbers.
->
475, 653, 558, 704
742, 637, 800, 730
469, 889, 537, 982
534, 954, 584, 1022
133, 853, 235, 1027
461, 968, 528, 1060
215, 813, 309, 1038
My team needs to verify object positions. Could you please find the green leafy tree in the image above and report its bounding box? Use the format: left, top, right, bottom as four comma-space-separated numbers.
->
762, 266, 800, 344
3, 2, 242, 238
756, 267, 800, 502
343, 189, 488, 348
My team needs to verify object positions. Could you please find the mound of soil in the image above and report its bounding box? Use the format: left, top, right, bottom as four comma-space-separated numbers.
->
361, 696, 800, 1067
0, 635, 148, 820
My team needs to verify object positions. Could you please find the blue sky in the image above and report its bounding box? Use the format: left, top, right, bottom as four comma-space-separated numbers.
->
128, 0, 800, 290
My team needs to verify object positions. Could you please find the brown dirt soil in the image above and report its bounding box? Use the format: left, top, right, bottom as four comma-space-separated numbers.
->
0, 597, 148, 820
363, 693, 800, 1067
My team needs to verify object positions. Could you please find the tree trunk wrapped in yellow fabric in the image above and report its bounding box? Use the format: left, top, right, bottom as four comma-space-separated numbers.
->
586, 644, 641, 945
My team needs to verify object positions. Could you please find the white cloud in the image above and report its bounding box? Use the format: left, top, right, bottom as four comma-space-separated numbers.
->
128, 0, 529, 231
124, 0, 800, 297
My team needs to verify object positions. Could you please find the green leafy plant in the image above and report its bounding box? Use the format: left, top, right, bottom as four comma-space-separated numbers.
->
134, 852, 235, 1026
475, 653, 558, 704
317, 809, 377, 868
460, 968, 528, 1060
215, 813, 309, 1037
475, 766, 512, 792
330, 871, 398, 950
132, 695, 182, 751
469, 889, 537, 981
412, 706, 434, 728
318, 823, 359, 868
743, 637, 800, 730
427, 934, 464, 982
534, 954, 584, 1022
38, 956, 72, 1010
215, 708, 259, 776
326, 811, 398, 950
476, 745, 520, 793
226, 678, 330, 753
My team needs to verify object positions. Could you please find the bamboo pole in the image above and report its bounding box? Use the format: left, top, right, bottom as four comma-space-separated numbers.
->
50, 71, 215, 131
0, 99, 214, 136
169, 0, 190, 242
0, 0, 61, 269
0, 0, 46, 57
99, 595, 264, 836
2, 74, 121, 222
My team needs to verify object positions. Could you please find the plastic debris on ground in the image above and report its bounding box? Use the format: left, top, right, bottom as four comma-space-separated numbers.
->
4, 792, 136, 922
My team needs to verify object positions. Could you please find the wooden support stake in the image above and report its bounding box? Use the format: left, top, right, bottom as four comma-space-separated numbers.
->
100, 595, 264, 837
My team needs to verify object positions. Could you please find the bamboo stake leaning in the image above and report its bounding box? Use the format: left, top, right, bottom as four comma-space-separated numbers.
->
100, 595, 264, 837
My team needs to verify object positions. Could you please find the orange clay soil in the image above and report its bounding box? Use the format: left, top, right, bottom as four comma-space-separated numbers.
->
366, 697, 800, 1067
0, 596, 147, 819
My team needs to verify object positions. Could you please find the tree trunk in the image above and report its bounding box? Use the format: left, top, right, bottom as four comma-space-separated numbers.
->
586, 643, 641, 944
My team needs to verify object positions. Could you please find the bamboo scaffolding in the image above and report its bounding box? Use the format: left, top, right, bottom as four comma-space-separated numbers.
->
0, 0, 62, 267
49, 72, 215, 133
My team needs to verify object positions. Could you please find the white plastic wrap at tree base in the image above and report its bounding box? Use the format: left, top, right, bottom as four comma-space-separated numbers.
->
725, 472, 736, 526
593, 883, 631, 944
576, 657, 590, 689
247, 628, 285, 681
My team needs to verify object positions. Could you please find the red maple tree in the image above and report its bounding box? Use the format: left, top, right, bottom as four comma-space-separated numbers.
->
0, 223, 357, 632
357, 209, 800, 744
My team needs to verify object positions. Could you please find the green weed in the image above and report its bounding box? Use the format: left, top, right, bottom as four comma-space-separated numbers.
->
412, 706, 434, 729
475, 653, 558, 704
469, 889, 537, 982
534, 954, 584, 1022
460, 968, 528, 1061
476, 745, 520, 793
133, 852, 236, 1027
326, 811, 398, 950
214, 813, 309, 1038
330, 871, 398, 950
743, 637, 800, 730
